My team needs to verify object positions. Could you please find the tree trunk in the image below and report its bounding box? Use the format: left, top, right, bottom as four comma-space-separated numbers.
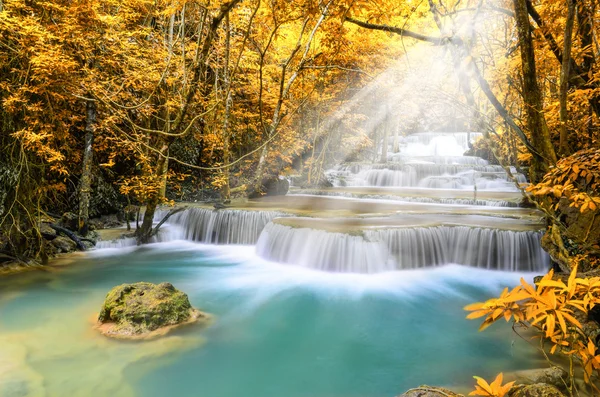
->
158, 151, 169, 200
221, 14, 232, 202
78, 99, 96, 236
559, 0, 576, 156
253, 144, 269, 194
138, 143, 169, 244
512, 0, 557, 183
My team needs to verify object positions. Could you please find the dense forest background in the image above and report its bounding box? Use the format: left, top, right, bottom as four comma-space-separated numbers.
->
0, 0, 599, 271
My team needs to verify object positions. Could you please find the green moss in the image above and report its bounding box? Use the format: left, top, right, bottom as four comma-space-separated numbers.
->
98, 282, 195, 336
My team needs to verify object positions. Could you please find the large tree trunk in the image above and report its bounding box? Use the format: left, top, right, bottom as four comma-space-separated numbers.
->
512, 0, 557, 183
559, 0, 576, 156
78, 99, 96, 236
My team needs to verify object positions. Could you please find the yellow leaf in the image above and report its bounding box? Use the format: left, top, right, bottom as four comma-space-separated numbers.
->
464, 302, 486, 311
474, 376, 494, 395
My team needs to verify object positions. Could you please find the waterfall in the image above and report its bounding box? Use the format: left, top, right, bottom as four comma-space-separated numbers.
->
96, 236, 137, 249
155, 207, 287, 245
96, 208, 287, 248
95, 129, 547, 276
368, 227, 548, 272
327, 163, 525, 190
256, 223, 549, 273
256, 223, 394, 273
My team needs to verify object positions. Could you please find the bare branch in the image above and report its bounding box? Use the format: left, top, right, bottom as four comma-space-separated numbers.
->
345, 16, 445, 45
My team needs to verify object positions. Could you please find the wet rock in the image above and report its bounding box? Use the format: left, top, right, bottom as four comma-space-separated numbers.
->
39, 223, 56, 240
80, 230, 99, 248
509, 383, 565, 397
397, 386, 463, 397
509, 367, 568, 394
97, 282, 209, 339
81, 240, 95, 250
51, 236, 77, 253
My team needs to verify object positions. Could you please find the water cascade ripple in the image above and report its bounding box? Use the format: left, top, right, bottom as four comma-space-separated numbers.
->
256, 223, 548, 273
324, 132, 527, 195
156, 207, 288, 245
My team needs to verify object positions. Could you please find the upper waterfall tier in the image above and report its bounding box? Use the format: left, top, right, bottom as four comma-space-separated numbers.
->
326, 131, 524, 192
327, 163, 525, 190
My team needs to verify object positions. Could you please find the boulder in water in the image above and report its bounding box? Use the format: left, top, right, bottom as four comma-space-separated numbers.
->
96, 282, 209, 339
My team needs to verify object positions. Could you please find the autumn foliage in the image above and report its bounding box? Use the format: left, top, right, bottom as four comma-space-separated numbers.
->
466, 265, 600, 386
528, 149, 600, 216
470, 373, 514, 397
0, 0, 409, 255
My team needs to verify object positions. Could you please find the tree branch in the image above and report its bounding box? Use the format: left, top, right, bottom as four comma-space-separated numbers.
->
151, 207, 187, 237
345, 16, 445, 45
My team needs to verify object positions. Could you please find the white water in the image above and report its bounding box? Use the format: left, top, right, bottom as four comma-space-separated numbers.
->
154, 207, 287, 245
325, 131, 526, 193
96, 130, 546, 276
256, 223, 548, 273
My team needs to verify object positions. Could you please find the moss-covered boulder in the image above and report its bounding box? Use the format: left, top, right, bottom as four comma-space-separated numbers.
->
96, 282, 208, 339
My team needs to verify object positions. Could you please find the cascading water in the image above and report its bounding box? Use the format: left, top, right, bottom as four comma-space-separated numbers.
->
260, 129, 549, 274
156, 207, 287, 245
96, 208, 288, 248
256, 222, 548, 273
256, 223, 394, 273
96, 130, 548, 276
323, 131, 526, 194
